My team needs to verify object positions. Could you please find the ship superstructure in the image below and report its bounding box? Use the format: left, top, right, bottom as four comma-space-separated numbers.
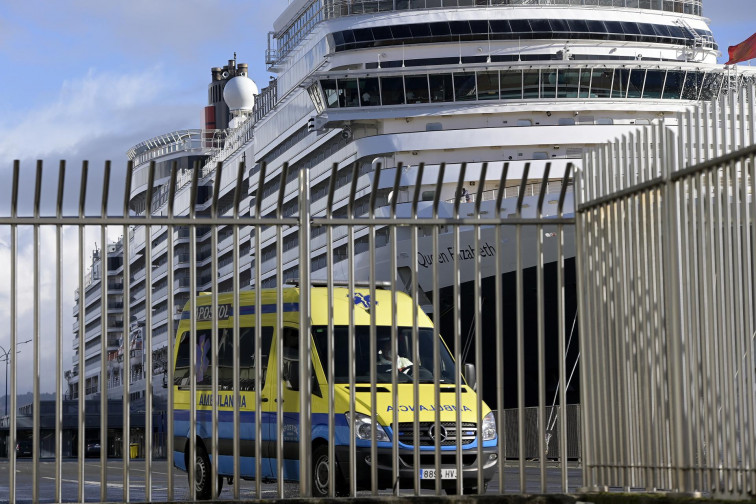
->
70, 0, 754, 407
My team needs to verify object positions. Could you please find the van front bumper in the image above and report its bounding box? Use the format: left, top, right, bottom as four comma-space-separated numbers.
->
334, 445, 498, 491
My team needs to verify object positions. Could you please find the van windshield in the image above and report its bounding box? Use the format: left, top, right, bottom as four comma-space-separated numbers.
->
312, 326, 458, 384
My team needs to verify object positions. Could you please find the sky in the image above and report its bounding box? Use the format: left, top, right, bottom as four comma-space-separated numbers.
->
0, 0, 754, 397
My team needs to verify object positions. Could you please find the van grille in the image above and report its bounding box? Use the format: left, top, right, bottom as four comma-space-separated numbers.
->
395, 422, 477, 446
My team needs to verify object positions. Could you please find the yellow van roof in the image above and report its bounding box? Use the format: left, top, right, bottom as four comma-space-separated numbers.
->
181, 287, 433, 328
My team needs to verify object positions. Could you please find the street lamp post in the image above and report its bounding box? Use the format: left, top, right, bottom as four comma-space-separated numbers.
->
0, 340, 32, 417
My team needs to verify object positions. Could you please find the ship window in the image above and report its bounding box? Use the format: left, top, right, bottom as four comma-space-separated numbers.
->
653, 24, 672, 40
643, 70, 665, 99
558, 69, 580, 98
530, 19, 552, 37
612, 69, 629, 98
469, 20, 489, 35
549, 19, 569, 36
700, 72, 723, 101
405, 75, 430, 103
509, 19, 531, 34
637, 23, 656, 37
590, 69, 613, 98
477, 71, 499, 100
586, 20, 607, 37
558, 118, 576, 125
627, 69, 645, 98
516, 119, 532, 127
421, 191, 435, 201
390, 25, 411, 38
354, 28, 374, 43
430, 22, 451, 37
604, 20, 623, 35
371, 26, 393, 41
449, 21, 470, 36
681, 71, 704, 100
454, 73, 477, 101
358, 78, 380, 106
579, 69, 591, 98
541, 70, 557, 99
663, 71, 685, 99
523, 70, 540, 99
489, 19, 511, 34
566, 19, 590, 35
338, 79, 360, 107
409, 23, 432, 38
321, 80, 339, 108
667, 25, 687, 41
430, 74, 454, 102
596, 118, 614, 125
500, 70, 523, 99
381, 77, 405, 105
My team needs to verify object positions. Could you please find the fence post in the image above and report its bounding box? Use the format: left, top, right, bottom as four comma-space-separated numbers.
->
298, 167, 312, 496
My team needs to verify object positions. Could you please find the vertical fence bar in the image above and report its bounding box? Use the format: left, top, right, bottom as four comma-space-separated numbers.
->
144, 161, 155, 502
100, 161, 111, 503
55, 161, 65, 504
9, 162, 19, 504
77, 161, 88, 504
167, 161, 178, 502
32, 162, 41, 504
298, 166, 312, 497
232, 160, 244, 500
254, 162, 266, 501
122, 161, 133, 503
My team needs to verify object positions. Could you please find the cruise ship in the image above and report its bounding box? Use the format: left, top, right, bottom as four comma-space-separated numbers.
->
70, 0, 755, 411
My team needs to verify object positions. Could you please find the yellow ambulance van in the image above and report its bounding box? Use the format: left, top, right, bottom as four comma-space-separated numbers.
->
172, 285, 498, 498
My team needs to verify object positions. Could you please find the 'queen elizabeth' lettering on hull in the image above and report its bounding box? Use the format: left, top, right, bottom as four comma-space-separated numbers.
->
417, 242, 496, 269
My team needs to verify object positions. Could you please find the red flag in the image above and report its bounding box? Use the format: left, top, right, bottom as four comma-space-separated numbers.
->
726, 32, 756, 65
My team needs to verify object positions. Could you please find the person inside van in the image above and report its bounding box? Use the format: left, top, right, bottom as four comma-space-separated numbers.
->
377, 338, 412, 373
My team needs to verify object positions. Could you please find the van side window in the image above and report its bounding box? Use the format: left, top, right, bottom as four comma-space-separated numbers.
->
174, 327, 273, 391
281, 327, 321, 397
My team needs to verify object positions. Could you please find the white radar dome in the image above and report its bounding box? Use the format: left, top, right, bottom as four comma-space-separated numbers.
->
223, 76, 258, 111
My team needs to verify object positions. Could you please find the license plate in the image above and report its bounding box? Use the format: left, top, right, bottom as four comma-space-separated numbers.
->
419, 468, 457, 480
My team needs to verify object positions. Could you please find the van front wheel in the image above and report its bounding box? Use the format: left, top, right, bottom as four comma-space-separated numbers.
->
312, 445, 346, 497
191, 446, 223, 500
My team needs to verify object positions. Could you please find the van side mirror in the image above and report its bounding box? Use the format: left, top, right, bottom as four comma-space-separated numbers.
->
464, 363, 477, 391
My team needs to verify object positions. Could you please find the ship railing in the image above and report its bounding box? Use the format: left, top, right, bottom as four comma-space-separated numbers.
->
445, 180, 574, 204
320, 0, 702, 18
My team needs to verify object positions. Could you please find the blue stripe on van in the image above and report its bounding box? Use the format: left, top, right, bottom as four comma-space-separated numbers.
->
180, 303, 300, 319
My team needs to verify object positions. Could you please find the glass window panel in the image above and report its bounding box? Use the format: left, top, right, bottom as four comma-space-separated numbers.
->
579, 69, 592, 98
653, 24, 672, 38
371, 26, 393, 40
612, 69, 629, 98
590, 68, 613, 98
523, 70, 540, 98
663, 71, 685, 99
321, 79, 339, 108
338, 79, 360, 107
449, 21, 471, 35
381, 76, 405, 105
541, 70, 557, 98
391, 25, 412, 38
700, 72, 723, 101
530, 19, 551, 35
550, 19, 569, 34
454, 72, 477, 101
332, 31, 345, 46
681, 71, 704, 100
500, 70, 523, 99
586, 20, 607, 33
627, 69, 645, 98
558, 69, 580, 98
637, 23, 655, 36
404, 75, 430, 103
667, 25, 686, 40
430, 74, 454, 102
354, 28, 374, 43
469, 20, 490, 34
477, 71, 499, 100
510, 19, 532, 33
567, 19, 590, 33
489, 20, 511, 33
604, 21, 623, 34
643, 70, 665, 98
409, 23, 432, 37
431, 22, 451, 36
358, 77, 380, 106
342, 30, 356, 44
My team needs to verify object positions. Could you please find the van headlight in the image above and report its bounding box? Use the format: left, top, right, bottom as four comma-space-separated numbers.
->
345, 412, 390, 442
482, 411, 497, 441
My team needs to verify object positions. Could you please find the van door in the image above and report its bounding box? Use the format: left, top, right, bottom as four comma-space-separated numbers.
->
264, 326, 324, 482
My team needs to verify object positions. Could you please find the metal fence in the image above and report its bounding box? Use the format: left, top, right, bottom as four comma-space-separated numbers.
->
0, 152, 579, 502
576, 84, 756, 498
